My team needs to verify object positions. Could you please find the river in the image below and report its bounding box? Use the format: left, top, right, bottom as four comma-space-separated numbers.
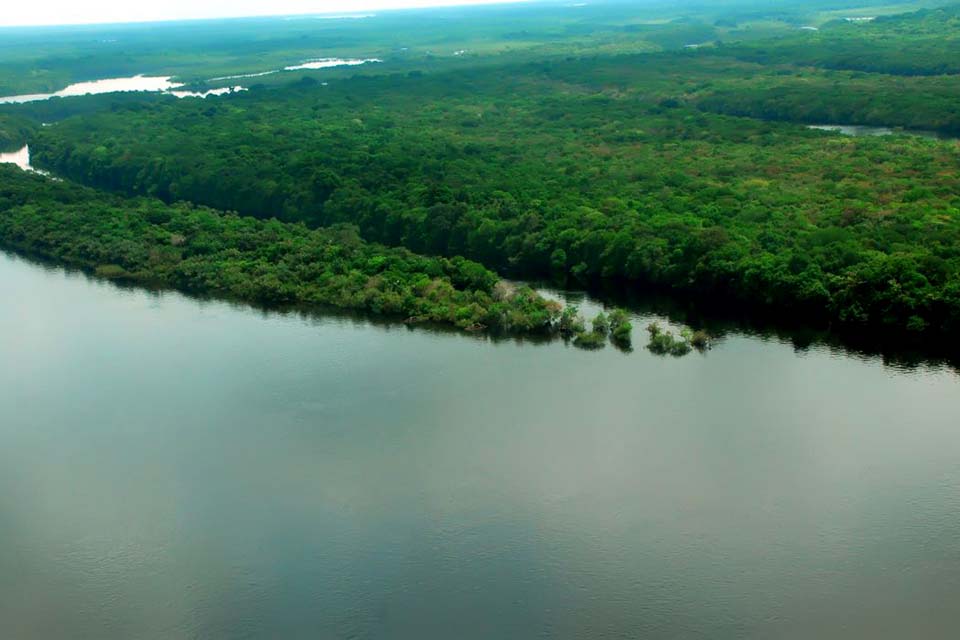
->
1, 250, 959, 639
0, 145, 33, 171
0, 58, 380, 103
0, 145, 51, 176
808, 123, 957, 140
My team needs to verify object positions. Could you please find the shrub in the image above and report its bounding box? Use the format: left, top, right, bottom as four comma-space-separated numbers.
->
573, 329, 606, 349
608, 308, 632, 349
648, 327, 692, 356
592, 312, 610, 335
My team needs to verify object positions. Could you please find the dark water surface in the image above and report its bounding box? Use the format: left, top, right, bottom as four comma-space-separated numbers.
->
2, 250, 959, 639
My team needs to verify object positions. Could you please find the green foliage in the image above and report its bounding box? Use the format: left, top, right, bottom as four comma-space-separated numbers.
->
0, 115, 35, 151
4, 0, 960, 351
0, 165, 560, 336
559, 305, 586, 337
573, 329, 606, 350
571, 309, 633, 350
647, 323, 694, 357
695, 73, 960, 134
717, 6, 960, 77
27, 58, 960, 343
608, 308, 633, 349
689, 330, 711, 351
0, 0, 866, 96
611, 322, 633, 349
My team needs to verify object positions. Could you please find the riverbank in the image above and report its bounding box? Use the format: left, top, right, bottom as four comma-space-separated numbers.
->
0, 165, 564, 338
4, 160, 959, 362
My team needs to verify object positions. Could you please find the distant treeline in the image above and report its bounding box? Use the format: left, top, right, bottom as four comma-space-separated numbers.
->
715, 5, 960, 76
695, 75, 960, 135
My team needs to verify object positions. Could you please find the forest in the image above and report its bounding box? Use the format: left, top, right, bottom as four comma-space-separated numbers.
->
0, 0, 913, 95
0, 164, 566, 335
2, 0, 960, 354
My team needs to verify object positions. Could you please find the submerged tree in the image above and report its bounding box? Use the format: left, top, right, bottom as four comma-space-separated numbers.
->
592, 311, 610, 336
559, 305, 586, 337
608, 308, 633, 349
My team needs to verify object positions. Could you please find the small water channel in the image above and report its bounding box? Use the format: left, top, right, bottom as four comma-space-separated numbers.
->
808, 123, 957, 140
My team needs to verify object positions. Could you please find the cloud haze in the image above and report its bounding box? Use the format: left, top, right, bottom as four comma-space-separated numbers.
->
1, 0, 530, 27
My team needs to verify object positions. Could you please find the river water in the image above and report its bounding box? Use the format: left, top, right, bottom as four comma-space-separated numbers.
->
0, 75, 246, 104
808, 123, 956, 140
0, 145, 50, 176
1, 250, 959, 639
209, 57, 381, 81
0, 58, 380, 103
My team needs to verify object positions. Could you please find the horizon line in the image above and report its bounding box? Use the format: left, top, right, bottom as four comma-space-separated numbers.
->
0, 0, 542, 29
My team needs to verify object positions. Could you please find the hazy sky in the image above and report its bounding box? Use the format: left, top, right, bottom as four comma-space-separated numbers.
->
0, 0, 530, 27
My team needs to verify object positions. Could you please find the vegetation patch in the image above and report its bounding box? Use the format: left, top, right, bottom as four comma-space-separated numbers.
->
646, 322, 712, 357
0, 166, 561, 336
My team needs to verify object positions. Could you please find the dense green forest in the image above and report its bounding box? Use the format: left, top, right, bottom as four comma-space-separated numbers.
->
3, 0, 960, 354
717, 4, 960, 75
0, 165, 565, 334
0, 0, 937, 95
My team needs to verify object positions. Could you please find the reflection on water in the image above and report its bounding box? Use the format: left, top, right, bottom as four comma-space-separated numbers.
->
531, 278, 959, 374
1, 250, 959, 639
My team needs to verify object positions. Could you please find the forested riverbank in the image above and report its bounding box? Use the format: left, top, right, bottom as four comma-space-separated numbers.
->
5, 1, 960, 353
24, 67, 960, 344
0, 166, 566, 335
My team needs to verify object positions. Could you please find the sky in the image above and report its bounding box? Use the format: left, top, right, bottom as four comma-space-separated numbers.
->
0, 0, 532, 27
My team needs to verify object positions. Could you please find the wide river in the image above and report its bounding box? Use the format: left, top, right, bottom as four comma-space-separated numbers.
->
1, 249, 959, 639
